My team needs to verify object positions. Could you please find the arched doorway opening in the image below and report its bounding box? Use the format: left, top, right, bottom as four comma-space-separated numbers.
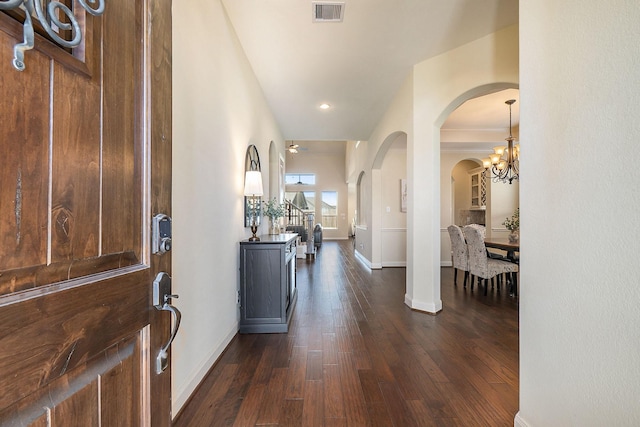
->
438, 87, 519, 275
370, 132, 407, 269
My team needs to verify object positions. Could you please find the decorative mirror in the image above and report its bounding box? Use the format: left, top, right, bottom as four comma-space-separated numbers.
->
243, 145, 263, 235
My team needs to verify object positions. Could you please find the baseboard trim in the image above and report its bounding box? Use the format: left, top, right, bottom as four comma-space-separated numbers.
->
354, 249, 370, 268
172, 325, 238, 418
514, 412, 530, 427
382, 261, 406, 267
404, 294, 442, 314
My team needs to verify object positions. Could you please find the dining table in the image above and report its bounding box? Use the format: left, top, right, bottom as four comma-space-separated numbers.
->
484, 236, 519, 297
484, 236, 519, 261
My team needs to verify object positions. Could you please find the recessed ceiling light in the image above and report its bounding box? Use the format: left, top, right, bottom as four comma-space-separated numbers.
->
319, 103, 331, 110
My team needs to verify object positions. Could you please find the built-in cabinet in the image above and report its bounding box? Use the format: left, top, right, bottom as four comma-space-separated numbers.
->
239, 233, 297, 333
469, 167, 487, 209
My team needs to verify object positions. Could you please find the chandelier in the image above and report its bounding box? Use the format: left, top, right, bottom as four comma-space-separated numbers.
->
482, 99, 519, 184
287, 141, 299, 153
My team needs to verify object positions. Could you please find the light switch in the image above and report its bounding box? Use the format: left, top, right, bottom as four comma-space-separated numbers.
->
386, 206, 391, 213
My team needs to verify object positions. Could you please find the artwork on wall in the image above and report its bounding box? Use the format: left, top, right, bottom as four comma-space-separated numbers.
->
401, 179, 407, 212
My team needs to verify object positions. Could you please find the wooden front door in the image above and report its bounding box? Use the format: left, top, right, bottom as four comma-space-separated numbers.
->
0, 0, 173, 425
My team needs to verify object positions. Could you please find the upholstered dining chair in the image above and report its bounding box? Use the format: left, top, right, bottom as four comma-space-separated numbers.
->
463, 225, 519, 296
466, 223, 505, 260
447, 225, 470, 287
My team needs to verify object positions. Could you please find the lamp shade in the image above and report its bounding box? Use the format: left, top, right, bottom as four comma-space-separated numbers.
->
244, 171, 263, 196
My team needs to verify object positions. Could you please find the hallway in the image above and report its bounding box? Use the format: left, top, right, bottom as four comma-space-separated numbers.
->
174, 240, 519, 426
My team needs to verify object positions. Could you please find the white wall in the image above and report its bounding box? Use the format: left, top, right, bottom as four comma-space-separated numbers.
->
489, 179, 518, 237
171, 0, 284, 416
518, 2, 640, 426
380, 138, 407, 266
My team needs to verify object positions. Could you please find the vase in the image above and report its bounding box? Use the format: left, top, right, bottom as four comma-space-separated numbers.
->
269, 219, 280, 235
508, 229, 519, 243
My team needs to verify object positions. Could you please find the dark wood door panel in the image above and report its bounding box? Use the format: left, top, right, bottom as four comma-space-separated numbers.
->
0, 30, 50, 272
101, 0, 142, 257
51, 62, 102, 263
0, 333, 145, 426
0, 269, 149, 413
0, 252, 140, 296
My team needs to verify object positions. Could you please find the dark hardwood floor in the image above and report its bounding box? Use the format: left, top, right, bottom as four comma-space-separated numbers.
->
174, 240, 519, 427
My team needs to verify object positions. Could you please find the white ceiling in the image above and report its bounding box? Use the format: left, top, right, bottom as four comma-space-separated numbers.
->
221, 0, 519, 142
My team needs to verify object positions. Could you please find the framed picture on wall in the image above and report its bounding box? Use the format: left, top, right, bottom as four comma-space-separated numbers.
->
401, 179, 407, 212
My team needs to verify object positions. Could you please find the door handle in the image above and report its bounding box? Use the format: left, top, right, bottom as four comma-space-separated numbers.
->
153, 272, 182, 374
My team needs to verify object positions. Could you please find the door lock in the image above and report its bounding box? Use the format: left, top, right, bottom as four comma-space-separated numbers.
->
153, 272, 181, 374
153, 214, 172, 255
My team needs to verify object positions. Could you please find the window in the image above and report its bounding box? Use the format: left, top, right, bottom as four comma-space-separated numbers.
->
285, 191, 315, 212
321, 191, 338, 229
285, 174, 315, 186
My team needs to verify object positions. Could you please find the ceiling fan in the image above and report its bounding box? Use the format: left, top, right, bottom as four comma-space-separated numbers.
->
288, 141, 299, 153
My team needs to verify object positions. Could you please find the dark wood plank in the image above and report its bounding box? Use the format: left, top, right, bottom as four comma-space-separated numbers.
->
306, 350, 323, 381
175, 364, 239, 427
255, 367, 288, 424
302, 380, 323, 426
173, 241, 519, 426
322, 332, 338, 365
323, 364, 345, 420
280, 398, 304, 427
378, 381, 420, 427
337, 351, 370, 426
285, 346, 308, 399
232, 384, 265, 427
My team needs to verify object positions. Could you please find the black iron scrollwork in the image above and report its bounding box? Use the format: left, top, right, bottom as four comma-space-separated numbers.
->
0, 0, 105, 71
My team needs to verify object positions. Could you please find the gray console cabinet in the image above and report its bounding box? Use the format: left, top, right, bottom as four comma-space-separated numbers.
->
239, 233, 297, 333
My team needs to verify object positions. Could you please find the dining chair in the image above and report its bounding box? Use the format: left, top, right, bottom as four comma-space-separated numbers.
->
447, 225, 470, 287
466, 223, 505, 260
463, 225, 518, 296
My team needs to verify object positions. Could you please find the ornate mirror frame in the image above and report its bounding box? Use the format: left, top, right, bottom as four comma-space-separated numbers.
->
244, 145, 262, 227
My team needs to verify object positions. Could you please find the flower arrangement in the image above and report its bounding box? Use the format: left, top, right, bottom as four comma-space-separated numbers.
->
502, 207, 519, 231
263, 198, 286, 221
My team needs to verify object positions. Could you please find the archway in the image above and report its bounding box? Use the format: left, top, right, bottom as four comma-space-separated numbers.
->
371, 132, 407, 269
438, 85, 520, 279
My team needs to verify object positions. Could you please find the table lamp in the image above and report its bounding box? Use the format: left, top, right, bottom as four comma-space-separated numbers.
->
244, 170, 263, 241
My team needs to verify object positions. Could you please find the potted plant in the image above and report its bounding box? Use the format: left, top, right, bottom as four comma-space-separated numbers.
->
263, 198, 286, 235
503, 207, 519, 242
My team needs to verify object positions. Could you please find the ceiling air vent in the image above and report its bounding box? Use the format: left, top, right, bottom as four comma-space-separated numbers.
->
312, 2, 345, 23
